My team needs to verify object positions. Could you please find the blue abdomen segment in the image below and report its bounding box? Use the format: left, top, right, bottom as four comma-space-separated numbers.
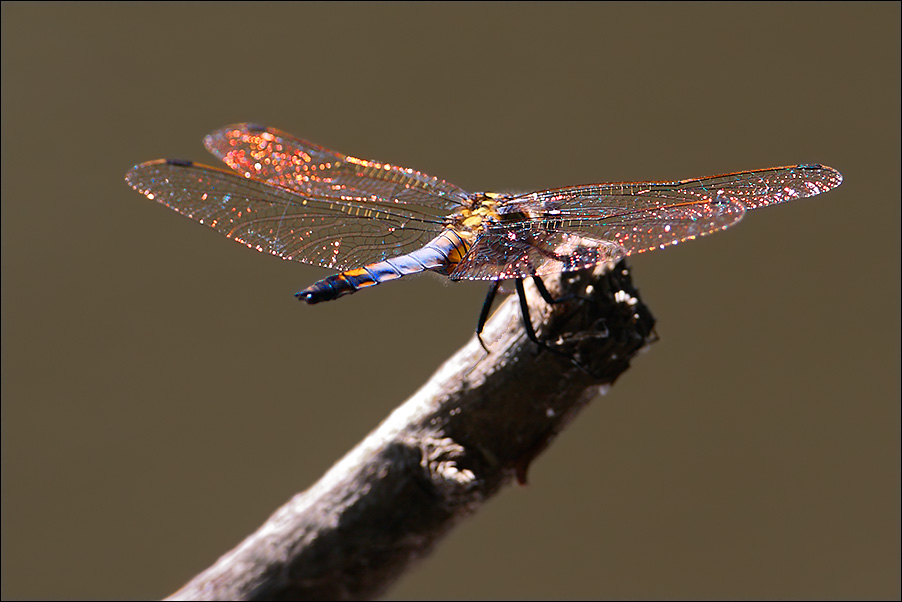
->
296, 229, 470, 304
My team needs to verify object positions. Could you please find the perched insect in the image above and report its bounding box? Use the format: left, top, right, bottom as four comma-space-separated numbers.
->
125, 124, 842, 348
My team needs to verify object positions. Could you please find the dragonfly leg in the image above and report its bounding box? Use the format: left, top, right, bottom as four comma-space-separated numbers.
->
514, 279, 542, 345
533, 275, 583, 305
483, 278, 600, 378
476, 281, 501, 352
517, 278, 600, 378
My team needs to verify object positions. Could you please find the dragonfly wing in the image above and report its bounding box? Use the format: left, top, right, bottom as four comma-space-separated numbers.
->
450, 228, 627, 281
450, 195, 746, 281
125, 159, 445, 271
204, 123, 472, 212
661, 164, 843, 211
503, 165, 842, 216
453, 164, 841, 280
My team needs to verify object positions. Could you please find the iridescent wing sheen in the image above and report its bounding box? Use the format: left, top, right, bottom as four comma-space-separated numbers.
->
451, 197, 746, 281
204, 123, 472, 212
451, 165, 842, 281
451, 227, 630, 281
505, 164, 843, 214
125, 159, 446, 272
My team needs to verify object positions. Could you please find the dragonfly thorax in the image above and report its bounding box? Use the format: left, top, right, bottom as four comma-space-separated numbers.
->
445, 192, 510, 240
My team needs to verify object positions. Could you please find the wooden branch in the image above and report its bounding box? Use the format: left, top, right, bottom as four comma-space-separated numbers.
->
167, 260, 656, 601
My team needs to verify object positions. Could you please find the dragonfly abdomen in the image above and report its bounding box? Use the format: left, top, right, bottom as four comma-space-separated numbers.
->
296, 229, 471, 304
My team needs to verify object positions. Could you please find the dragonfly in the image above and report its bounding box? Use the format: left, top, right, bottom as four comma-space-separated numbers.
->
125, 123, 843, 350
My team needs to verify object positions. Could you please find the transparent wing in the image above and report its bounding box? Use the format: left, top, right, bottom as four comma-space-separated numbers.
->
503, 164, 842, 215
451, 228, 628, 281
204, 123, 472, 212
125, 159, 446, 271
451, 197, 745, 280
452, 164, 841, 281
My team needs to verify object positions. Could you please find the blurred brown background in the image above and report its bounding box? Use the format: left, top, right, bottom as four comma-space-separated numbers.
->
2, 3, 899, 599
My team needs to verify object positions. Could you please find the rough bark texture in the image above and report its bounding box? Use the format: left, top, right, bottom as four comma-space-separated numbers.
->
168, 260, 656, 601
